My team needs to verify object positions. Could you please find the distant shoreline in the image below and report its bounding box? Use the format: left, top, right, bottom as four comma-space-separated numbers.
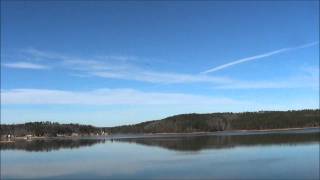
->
2, 110, 319, 138
2, 127, 318, 143
149, 127, 320, 134
109, 127, 320, 139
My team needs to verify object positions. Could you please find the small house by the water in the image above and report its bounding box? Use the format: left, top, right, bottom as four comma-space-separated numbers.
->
1, 134, 14, 141
25, 135, 32, 140
71, 133, 79, 137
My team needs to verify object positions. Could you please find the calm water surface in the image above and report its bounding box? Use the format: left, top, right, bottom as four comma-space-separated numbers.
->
1, 129, 319, 179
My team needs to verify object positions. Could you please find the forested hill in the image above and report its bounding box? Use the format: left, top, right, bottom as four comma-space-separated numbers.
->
107, 109, 320, 134
1, 122, 102, 137
1, 109, 319, 136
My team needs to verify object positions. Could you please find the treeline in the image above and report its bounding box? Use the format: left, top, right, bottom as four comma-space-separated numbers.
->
1, 109, 319, 136
108, 109, 320, 133
0, 122, 102, 137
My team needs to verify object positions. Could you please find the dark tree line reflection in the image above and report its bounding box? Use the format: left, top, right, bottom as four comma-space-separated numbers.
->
1, 131, 319, 152
0, 139, 105, 152
115, 132, 320, 152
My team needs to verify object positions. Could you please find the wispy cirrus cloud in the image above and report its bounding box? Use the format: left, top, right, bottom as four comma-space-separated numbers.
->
201, 41, 319, 74
93, 71, 230, 84
2, 62, 49, 70
1, 88, 242, 105
4, 47, 318, 89
16, 48, 231, 84
22, 47, 68, 60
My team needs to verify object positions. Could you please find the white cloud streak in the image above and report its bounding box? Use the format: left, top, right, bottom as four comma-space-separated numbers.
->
6, 47, 318, 89
19, 48, 231, 84
1, 88, 241, 105
201, 41, 319, 74
2, 62, 49, 70
93, 71, 231, 84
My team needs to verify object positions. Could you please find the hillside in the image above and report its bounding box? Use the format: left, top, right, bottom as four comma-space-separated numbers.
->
107, 109, 320, 133
1, 122, 102, 138
1, 109, 319, 137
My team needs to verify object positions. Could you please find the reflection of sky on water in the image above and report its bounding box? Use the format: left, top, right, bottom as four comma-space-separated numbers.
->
1, 134, 319, 179
1, 142, 147, 179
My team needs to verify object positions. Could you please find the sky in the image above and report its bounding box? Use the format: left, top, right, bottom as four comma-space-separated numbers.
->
1, 1, 319, 126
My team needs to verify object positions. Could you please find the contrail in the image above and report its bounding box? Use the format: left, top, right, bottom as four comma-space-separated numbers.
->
201, 41, 319, 74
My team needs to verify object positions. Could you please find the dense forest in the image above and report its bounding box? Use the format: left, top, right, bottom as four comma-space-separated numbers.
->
1, 109, 319, 137
1, 122, 102, 137
108, 109, 320, 133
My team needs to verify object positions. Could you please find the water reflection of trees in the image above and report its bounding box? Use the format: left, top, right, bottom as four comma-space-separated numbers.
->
2, 133, 319, 152
0, 139, 105, 152
116, 133, 320, 152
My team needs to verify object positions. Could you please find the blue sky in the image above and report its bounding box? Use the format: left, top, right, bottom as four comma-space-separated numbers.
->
1, 1, 319, 126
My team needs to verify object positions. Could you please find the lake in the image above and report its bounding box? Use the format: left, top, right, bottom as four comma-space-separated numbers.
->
1, 129, 319, 179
